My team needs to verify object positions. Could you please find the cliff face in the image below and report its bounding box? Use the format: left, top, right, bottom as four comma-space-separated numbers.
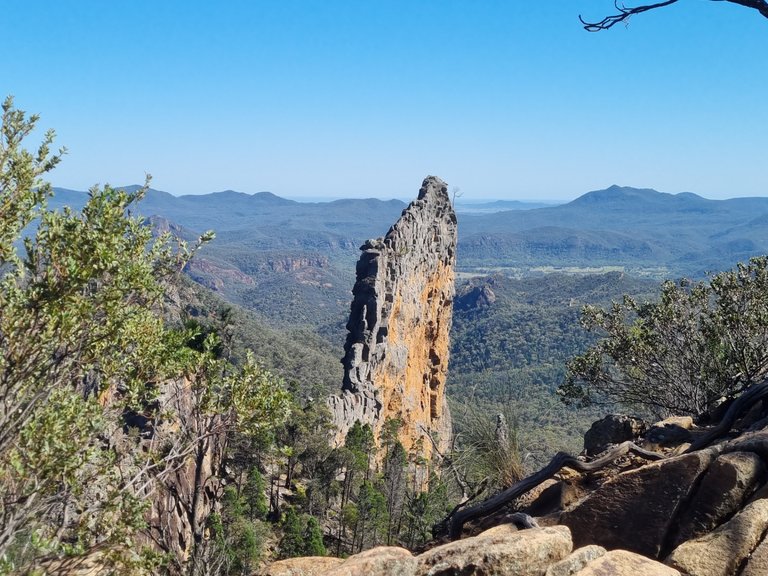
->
329, 176, 457, 458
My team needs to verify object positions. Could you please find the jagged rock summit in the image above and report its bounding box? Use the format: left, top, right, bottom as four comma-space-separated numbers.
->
328, 176, 458, 458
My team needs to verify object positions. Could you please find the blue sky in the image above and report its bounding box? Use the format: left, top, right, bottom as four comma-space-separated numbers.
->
2, 1, 766, 201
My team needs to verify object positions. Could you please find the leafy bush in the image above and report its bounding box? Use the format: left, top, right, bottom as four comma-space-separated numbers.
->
0, 97, 291, 574
560, 257, 768, 417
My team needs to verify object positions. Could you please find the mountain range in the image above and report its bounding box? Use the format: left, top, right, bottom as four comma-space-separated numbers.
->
458, 185, 768, 277
49, 184, 768, 338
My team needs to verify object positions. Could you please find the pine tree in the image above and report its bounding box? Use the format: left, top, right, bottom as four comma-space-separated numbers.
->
303, 516, 327, 556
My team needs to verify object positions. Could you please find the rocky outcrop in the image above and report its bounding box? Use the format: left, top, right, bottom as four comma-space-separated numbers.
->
260, 557, 345, 576
259, 526, 680, 576
583, 414, 647, 456
186, 257, 256, 291
137, 377, 227, 573
545, 545, 606, 576
328, 176, 457, 457
671, 451, 766, 547
666, 498, 768, 576
416, 525, 572, 576
560, 449, 717, 557
572, 550, 681, 576
454, 283, 496, 311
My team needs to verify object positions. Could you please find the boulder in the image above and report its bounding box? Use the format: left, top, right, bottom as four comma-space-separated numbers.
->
644, 423, 692, 446
545, 545, 606, 576
327, 547, 417, 576
741, 535, 768, 576
560, 449, 715, 557
571, 550, 681, 575
416, 525, 573, 576
666, 498, 768, 576
653, 416, 694, 430
723, 429, 768, 460
259, 556, 345, 576
671, 451, 766, 546
583, 415, 647, 456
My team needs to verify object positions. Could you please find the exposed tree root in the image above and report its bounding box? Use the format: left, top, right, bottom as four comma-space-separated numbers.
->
444, 441, 663, 539
438, 379, 768, 541
685, 380, 768, 453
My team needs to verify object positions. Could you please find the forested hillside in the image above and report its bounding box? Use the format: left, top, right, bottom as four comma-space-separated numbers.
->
458, 186, 768, 278
448, 273, 659, 461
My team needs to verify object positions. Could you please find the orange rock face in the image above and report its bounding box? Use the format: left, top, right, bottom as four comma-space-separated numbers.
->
329, 176, 457, 458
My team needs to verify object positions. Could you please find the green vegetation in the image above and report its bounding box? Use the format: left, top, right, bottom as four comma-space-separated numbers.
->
448, 272, 659, 462
0, 97, 291, 574
10, 95, 768, 574
560, 257, 768, 417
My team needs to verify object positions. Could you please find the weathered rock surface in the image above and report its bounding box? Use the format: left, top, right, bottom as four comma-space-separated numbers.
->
328, 176, 457, 456
259, 527, 687, 576
671, 451, 766, 547
416, 525, 573, 576
544, 545, 606, 576
741, 534, 768, 576
666, 498, 768, 576
583, 414, 647, 456
259, 556, 345, 576
560, 449, 716, 557
326, 547, 417, 576
723, 428, 768, 460
140, 377, 227, 572
572, 550, 681, 576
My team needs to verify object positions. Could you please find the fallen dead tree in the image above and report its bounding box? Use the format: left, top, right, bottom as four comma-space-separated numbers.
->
685, 379, 768, 452
443, 441, 664, 539
438, 379, 768, 540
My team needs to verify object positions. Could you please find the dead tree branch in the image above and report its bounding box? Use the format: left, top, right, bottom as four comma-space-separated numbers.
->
685, 379, 768, 452
580, 0, 680, 31
446, 441, 663, 539
581, 0, 768, 31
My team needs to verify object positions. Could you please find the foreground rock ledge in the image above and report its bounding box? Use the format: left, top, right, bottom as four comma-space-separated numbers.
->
258, 525, 682, 576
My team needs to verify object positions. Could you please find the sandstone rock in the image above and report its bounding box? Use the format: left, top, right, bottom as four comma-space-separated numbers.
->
560, 449, 715, 557
645, 423, 693, 446
672, 451, 766, 546
454, 284, 496, 311
139, 377, 227, 570
723, 428, 768, 460
666, 498, 768, 576
583, 415, 647, 456
258, 556, 345, 576
545, 545, 606, 576
741, 534, 768, 576
518, 478, 561, 516
653, 416, 694, 430
572, 550, 681, 576
328, 176, 457, 458
327, 546, 417, 576
416, 525, 573, 576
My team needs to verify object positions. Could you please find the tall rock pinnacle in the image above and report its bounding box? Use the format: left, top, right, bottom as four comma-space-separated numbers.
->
328, 176, 457, 459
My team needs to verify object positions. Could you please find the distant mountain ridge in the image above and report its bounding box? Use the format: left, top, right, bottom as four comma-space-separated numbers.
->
51, 183, 768, 285
457, 185, 768, 277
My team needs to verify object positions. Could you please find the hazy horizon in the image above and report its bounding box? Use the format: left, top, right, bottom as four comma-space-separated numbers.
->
4, 2, 766, 202
50, 181, 763, 206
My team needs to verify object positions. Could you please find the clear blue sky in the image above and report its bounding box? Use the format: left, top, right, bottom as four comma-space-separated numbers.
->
2, 1, 766, 201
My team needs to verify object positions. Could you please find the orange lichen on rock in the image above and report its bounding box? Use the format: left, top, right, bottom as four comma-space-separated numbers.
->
328, 176, 457, 459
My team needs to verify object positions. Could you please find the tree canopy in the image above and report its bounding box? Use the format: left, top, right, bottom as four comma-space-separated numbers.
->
560, 257, 768, 417
0, 97, 291, 574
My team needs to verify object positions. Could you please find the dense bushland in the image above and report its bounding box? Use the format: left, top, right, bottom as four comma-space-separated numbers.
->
0, 98, 291, 574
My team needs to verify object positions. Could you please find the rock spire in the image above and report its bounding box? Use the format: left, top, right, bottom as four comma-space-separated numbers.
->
329, 176, 457, 458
